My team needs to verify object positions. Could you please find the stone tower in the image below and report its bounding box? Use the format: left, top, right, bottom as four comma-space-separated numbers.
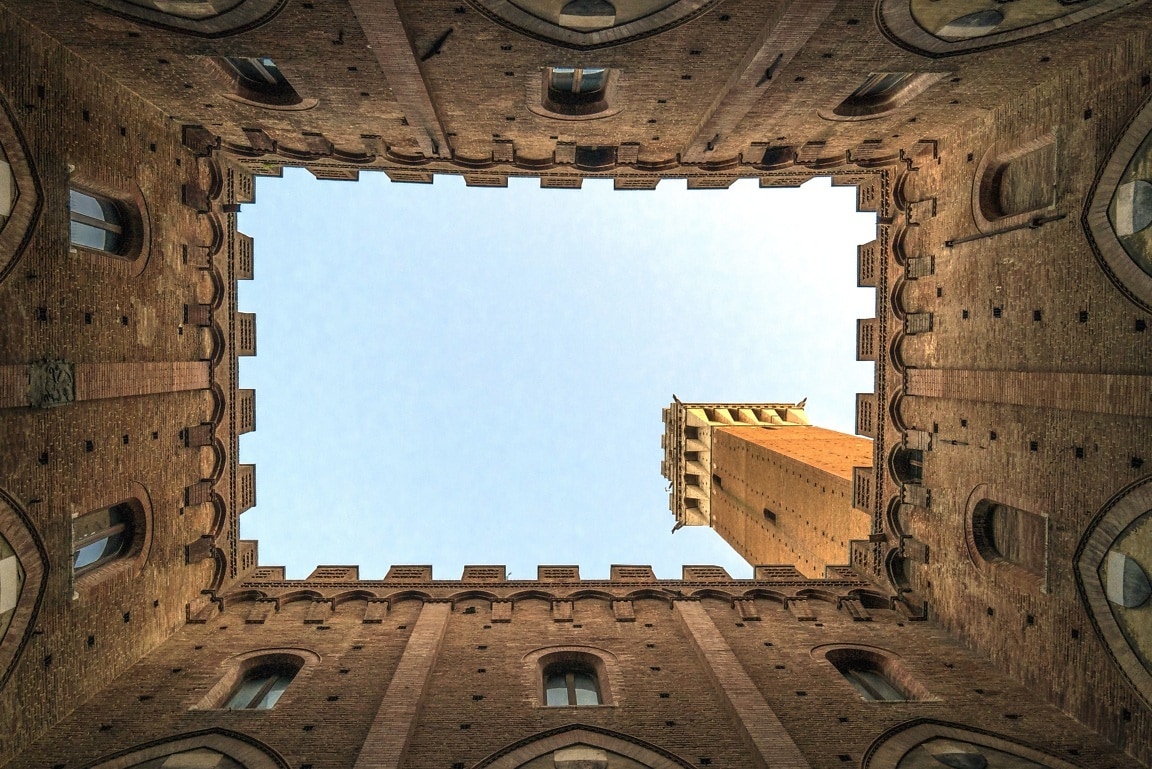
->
661, 400, 873, 577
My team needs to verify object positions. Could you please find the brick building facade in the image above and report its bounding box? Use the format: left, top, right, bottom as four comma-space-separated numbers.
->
0, 0, 1151, 767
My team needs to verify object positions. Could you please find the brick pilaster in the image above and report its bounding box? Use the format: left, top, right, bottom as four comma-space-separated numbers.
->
674, 600, 811, 769
352, 601, 451, 769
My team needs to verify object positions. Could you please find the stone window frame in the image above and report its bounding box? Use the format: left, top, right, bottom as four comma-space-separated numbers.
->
971, 131, 1059, 234
82, 0, 287, 38
819, 72, 948, 122
963, 483, 1049, 594
83, 729, 288, 769
863, 719, 1085, 768
527, 67, 622, 121
877, 0, 1146, 58
522, 645, 619, 708
71, 483, 154, 597
1085, 92, 1152, 313
192, 647, 321, 711
1074, 476, 1152, 708
813, 644, 937, 703
66, 171, 152, 277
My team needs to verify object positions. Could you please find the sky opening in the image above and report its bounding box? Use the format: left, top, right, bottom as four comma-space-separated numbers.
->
237, 171, 877, 580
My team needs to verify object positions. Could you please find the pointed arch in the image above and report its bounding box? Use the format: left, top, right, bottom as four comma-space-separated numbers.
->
463, 0, 722, 50
0, 488, 48, 690
0, 90, 43, 286
1075, 475, 1152, 708
81, 0, 287, 38
473, 724, 696, 769
1085, 92, 1152, 312
81, 729, 288, 769
863, 719, 1085, 768
877, 0, 1145, 58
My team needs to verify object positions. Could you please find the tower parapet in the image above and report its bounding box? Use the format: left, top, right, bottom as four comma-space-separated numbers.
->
661, 399, 810, 528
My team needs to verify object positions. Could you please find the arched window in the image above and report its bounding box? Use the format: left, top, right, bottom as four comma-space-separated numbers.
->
531, 67, 620, 121
547, 67, 607, 114
544, 661, 601, 706
823, 648, 921, 702
891, 447, 924, 485
828, 72, 945, 120
225, 661, 298, 709
69, 188, 126, 255
525, 647, 616, 708
834, 73, 914, 117
215, 57, 308, 109
73, 502, 137, 576
195, 649, 318, 711
971, 500, 1046, 577
973, 134, 1057, 229
831, 658, 906, 701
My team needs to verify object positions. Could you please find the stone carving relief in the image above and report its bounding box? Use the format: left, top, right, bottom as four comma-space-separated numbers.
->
27, 359, 74, 408
878, 0, 1145, 56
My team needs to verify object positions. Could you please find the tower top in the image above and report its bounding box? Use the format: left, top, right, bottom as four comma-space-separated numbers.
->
660, 400, 809, 528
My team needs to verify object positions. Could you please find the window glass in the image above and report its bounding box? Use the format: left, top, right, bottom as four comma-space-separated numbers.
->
259, 672, 292, 708
851, 73, 914, 101
69, 188, 124, 254
545, 673, 569, 705
577, 68, 606, 93
229, 57, 288, 88
226, 666, 295, 709
846, 668, 906, 701
73, 503, 132, 574
572, 672, 600, 705
550, 67, 576, 93
544, 665, 601, 706
217, 56, 304, 107
225, 674, 268, 709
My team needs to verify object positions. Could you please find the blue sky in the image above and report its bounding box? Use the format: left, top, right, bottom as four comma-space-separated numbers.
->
237, 172, 876, 580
